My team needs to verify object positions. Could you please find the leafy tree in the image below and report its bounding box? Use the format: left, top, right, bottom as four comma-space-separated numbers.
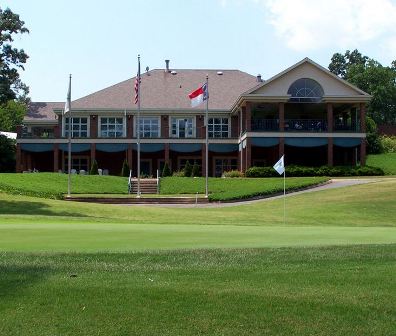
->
121, 159, 130, 177
184, 160, 192, 177
0, 134, 15, 172
329, 50, 396, 125
162, 162, 171, 177
0, 100, 26, 131
90, 159, 98, 175
192, 161, 200, 177
0, 7, 29, 104
365, 116, 383, 154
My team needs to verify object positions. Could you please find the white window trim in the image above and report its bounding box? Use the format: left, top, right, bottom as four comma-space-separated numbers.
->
133, 116, 161, 138
169, 116, 196, 138
207, 116, 230, 138
99, 116, 126, 138
62, 116, 90, 138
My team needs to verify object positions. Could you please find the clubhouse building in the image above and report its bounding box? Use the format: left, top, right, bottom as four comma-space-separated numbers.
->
16, 58, 370, 176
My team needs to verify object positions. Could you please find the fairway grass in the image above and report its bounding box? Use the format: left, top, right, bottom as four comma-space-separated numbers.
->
1, 245, 395, 336
367, 153, 396, 175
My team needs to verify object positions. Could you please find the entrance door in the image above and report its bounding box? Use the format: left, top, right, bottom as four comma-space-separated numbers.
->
175, 118, 193, 138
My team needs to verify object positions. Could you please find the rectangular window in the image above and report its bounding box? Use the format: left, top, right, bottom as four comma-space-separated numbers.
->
139, 117, 159, 138
214, 158, 237, 177
208, 118, 229, 138
64, 117, 88, 138
100, 117, 124, 138
171, 117, 194, 138
64, 156, 89, 172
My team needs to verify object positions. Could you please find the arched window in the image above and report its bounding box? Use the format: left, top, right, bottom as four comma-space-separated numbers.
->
287, 78, 324, 102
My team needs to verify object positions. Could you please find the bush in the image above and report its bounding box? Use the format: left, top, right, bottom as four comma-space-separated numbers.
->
380, 135, 396, 153
184, 161, 192, 177
192, 161, 200, 177
121, 159, 130, 177
366, 117, 383, 154
90, 159, 99, 175
0, 135, 15, 172
222, 170, 244, 178
245, 165, 384, 177
172, 170, 185, 177
162, 162, 171, 177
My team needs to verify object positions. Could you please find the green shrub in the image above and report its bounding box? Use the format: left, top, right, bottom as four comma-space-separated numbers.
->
245, 166, 277, 177
184, 161, 192, 177
380, 135, 396, 153
121, 159, 130, 177
172, 170, 185, 177
162, 162, 171, 177
366, 117, 383, 154
223, 170, 244, 178
192, 161, 200, 177
90, 159, 99, 175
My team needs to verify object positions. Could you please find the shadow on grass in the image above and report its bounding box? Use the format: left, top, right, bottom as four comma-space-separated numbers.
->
0, 200, 86, 218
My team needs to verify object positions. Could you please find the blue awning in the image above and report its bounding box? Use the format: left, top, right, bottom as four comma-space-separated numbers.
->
59, 143, 91, 152
96, 143, 129, 152
285, 137, 328, 147
209, 144, 238, 153
170, 143, 202, 153
333, 138, 362, 147
251, 137, 279, 147
132, 144, 164, 152
21, 143, 53, 152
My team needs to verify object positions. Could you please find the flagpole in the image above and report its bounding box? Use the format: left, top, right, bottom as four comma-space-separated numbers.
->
137, 55, 141, 198
205, 75, 209, 198
67, 74, 72, 198
283, 156, 286, 225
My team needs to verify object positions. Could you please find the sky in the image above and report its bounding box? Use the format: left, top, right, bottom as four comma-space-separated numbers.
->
4, 0, 396, 102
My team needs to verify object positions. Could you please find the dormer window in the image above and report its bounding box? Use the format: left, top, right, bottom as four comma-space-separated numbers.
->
287, 78, 324, 102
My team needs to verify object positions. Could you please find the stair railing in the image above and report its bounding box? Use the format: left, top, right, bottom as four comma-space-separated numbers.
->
156, 169, 160, 194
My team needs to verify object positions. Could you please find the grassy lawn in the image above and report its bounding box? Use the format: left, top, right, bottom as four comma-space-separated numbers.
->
160, 176, 329, 201
367, 153, 396, 175
1, 245, 395, 336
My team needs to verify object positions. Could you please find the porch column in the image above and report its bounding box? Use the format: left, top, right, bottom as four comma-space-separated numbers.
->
360, 103, 366, 132
127, 144, 133, 168
279, 137, 285, 157
279, 102, 285, 131
245, 102, 252, 132
327, 137, 333, 166
196, 115, 204, 138
90, 115, 98, 138
90, 143, 96, 168
161, 115, 169, 138
164, 143, 170, 164
360, 138, 366, 166
201, 143, 206, 176
327, 103, 333, 132
53, 144, 59, 172
245, 138, 251, 170
16, 144, 22, 173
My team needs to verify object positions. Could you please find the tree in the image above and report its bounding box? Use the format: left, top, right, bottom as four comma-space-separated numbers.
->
0, 134, 15, 172
121, 159, 130, 177
90, 159, 98, 175
184, 160, 192, 177
0, 7, 29, 104
329, 50, 396, 125
365, 116, 383, 154
192, 161, 200, 177
0, 99, 26, 131
162, 162, 171, 177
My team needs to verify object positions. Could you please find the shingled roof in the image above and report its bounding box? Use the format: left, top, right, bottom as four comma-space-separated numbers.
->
71, 69, 258, 110
25, 102, 64, 121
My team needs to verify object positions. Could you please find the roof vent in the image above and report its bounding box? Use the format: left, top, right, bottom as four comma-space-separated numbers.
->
257, 74, 263, 82
217, 71, 223, 75
165, 59, 170, 72
171, 70, 177, 75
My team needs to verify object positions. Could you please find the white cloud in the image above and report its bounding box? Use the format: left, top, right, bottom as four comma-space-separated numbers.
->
256, 0, 396, 53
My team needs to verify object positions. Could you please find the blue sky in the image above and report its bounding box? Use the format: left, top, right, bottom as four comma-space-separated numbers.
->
4, 0, 396, 102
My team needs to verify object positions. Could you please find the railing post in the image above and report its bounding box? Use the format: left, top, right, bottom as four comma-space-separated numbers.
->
156, 169, 160, 194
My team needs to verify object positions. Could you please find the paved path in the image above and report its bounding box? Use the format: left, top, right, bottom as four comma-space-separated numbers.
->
122, 178, 380, 208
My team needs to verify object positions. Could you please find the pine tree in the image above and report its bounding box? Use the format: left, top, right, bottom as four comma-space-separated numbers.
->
90, 159, 98, 175
121, 159, 130, 177
192, 161, 200, 177
184, 160, 192, 177
162, 162, 171, 177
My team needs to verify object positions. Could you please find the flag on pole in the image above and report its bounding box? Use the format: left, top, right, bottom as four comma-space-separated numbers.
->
273, 155, 285, 175
134, 59, 141, 104
188, 83, 208, 108
64, 79, 71, 114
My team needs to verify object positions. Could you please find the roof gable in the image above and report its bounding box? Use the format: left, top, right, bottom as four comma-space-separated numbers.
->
248, 58, 369, 97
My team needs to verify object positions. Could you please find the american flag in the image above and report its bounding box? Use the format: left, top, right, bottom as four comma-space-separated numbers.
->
134, 56, 141, 105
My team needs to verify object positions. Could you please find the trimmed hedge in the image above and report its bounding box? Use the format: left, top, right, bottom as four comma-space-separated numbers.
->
245, 165, 384, 177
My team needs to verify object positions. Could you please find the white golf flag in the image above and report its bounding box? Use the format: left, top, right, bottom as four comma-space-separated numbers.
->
64, 76, 71, 115
273, 155, 285, 175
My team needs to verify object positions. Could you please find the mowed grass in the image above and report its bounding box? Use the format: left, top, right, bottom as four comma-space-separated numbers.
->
160, 176, 328, 201
0, 179, 396, 252
1, 245, 395, 336
367, 153, 396, 175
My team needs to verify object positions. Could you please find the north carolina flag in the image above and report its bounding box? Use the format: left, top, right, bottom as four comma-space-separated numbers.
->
273, 155, 285, 175
188, 83, 208, 108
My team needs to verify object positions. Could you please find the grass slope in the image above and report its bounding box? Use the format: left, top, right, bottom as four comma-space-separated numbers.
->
0, 173, 128, 198
1, 245, 395, 336
367, 153, 396, 175
0, 179, 396, 252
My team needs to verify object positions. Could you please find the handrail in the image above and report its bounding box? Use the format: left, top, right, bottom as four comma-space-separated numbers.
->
156, 169, 160, 194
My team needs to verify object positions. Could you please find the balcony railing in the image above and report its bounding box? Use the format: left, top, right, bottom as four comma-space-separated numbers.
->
284, 119, 327, 132
251, 119, 279, 131
333, 121, 359, 132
